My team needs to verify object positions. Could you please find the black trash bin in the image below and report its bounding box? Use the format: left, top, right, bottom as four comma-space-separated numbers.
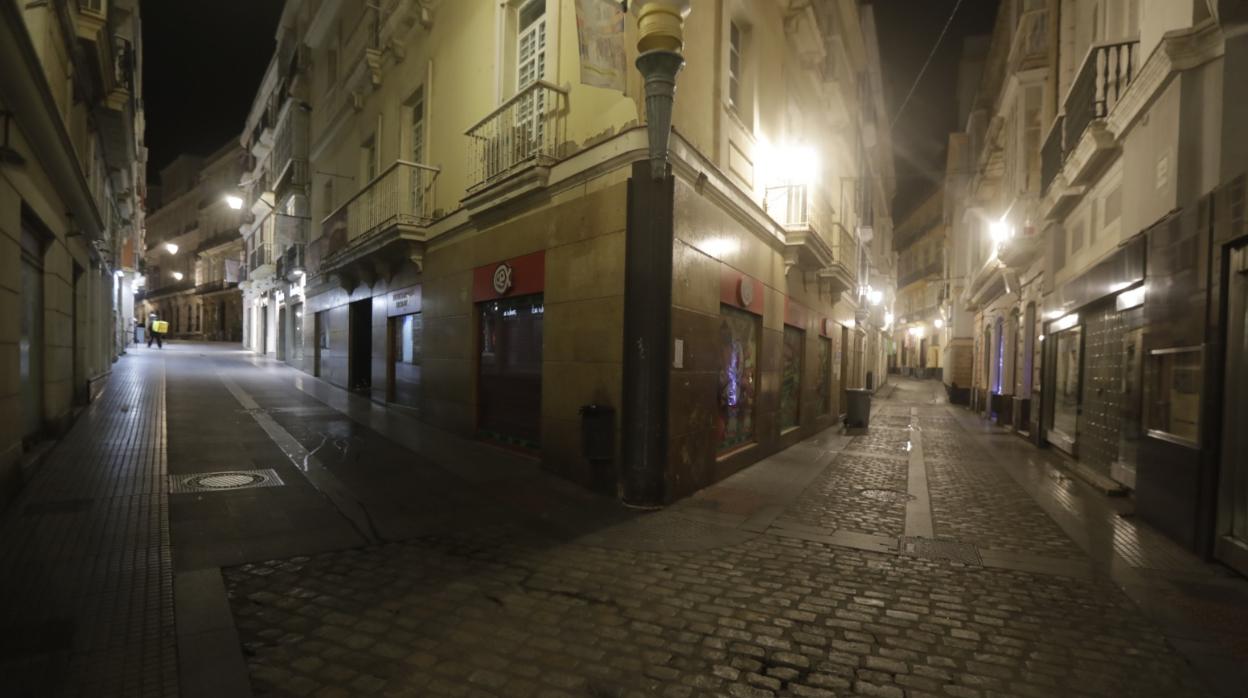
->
845, 389, 871, 429
579, 404, 616, 489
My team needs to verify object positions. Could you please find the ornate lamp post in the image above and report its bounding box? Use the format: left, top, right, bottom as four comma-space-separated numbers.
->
632, 1, 689, 180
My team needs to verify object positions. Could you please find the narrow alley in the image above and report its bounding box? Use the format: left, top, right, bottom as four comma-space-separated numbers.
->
2, 343, 1245, 697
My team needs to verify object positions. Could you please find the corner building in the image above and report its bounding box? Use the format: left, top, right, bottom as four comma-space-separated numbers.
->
241, 0, 895, 504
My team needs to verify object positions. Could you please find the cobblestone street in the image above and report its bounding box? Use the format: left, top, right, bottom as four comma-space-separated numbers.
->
3, 345, 1247, 697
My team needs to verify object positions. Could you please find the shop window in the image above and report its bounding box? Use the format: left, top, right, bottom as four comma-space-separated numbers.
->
389, 312, 422, 410
817, 336, 832, 416
1052, 326, 1083, 445
291, 303, 304, 362
716, 305, 759, 454
780, 326, 804, 431
1145, 347, 1201, 446
478, 295, 544, 450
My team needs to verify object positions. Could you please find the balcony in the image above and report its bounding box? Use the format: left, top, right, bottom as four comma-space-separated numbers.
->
275, 243, 306, 282
1040, 115, 1064, 194
1006, 9, 1048, 75
898, 260, 942, 290
1065, 41, 1137, 149
270, 105, 309, 199
464, 81, 568, 198
248, 242, 273, 275
765, 183, 858, 296
193, 279, 238, 296
316, 160, 438, 288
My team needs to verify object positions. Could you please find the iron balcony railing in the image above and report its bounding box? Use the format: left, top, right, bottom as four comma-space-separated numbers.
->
320, 160, 438, 253
248, 242, 272, 272
839, 224, 859, 283
466, 80, 568, 187
1064, 40, 1138, 154
898, 260, 943, 289
275, 243, 306, 281
1040, 114, 1064, 194
765, 183, 813, 230
271, 105, 309, 195
765, 182, 859, 276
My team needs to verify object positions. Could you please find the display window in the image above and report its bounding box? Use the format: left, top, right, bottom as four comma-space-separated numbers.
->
478, 294, 544, 450
817, 336, 832, 416
780, 325, 804, 431
716, 305, 759, 453
1145, 346, 1201, 447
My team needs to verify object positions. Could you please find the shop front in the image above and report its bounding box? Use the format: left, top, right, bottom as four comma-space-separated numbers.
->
474, 252, 545, 451
1040, 235, 1146, 486
385, 285, 422, 413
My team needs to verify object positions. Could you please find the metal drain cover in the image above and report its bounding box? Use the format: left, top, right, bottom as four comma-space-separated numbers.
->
858, 488, 915, 503
170, 469, 284, 494
900, 537, 982, 566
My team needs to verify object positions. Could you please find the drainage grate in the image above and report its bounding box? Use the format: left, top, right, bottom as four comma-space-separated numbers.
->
858, 488, 915, 503
900, 537, 982, 566
170, 469, 284, 494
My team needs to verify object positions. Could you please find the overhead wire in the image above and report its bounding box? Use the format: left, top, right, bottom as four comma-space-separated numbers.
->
890, 0, 965, 129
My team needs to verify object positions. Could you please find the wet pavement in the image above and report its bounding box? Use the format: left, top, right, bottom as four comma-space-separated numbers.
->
2, 343, 1247, 697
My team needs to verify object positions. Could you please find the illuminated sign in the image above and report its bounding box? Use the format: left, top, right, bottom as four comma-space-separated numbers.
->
492, 263, 514, 295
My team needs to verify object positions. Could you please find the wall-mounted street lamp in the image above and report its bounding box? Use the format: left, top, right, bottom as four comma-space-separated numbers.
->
934, 318, 945, 329
225, 195, 244, 210
164, 242, 179, 254
171, 271, 184, 281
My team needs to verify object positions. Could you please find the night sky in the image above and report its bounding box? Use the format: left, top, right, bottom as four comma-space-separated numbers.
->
139, 0, 995, 216
874, 0, 998, 218
140, 0, 284, 184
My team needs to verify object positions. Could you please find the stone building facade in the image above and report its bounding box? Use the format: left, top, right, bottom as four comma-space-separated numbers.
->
140, 142, 246, 341
0, 0, 146, 505
234, 0, 896, 504
941, 0, 1248, 573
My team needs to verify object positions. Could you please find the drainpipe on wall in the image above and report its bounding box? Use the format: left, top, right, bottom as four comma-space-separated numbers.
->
632, 0, 689, 180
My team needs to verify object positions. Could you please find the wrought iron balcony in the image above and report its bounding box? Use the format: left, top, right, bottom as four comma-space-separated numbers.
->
1063, 40, 1138, 156
271, 105, 309, 198
248, 242, 272, 273
275, 243, 306, 282
767, 182, 858, 292
322, 160, 436, 251
1040, 115, 1064, 195
466, 80, 568, 188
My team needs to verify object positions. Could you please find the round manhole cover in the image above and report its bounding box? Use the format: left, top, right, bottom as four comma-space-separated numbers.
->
192, 472, 267, 490
858, 488, 915, 503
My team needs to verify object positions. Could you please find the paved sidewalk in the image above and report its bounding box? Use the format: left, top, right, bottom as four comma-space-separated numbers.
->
0, 347, 176, 697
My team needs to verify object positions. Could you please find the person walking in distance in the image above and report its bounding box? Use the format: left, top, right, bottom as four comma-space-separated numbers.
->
147, 313, 166, 349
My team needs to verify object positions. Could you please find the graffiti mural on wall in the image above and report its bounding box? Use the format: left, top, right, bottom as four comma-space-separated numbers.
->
717, 306, 759, 453
781, 325, 803, 430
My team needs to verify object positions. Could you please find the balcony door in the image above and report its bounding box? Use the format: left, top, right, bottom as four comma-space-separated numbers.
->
409, 86, 426, 215
515, 0, 546, 156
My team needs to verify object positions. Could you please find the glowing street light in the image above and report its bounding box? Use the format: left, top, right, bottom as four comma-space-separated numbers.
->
989, 219, 1012, 243
225, 195, 244, 210
164, 242, 179, 254
934, 318, 944, 329
171, 271, 184, 281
